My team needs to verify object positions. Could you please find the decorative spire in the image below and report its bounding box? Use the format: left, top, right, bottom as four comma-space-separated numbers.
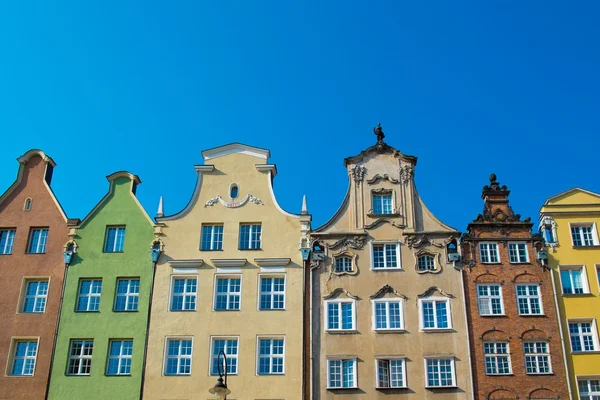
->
301, 195, 308, 215
156, 196, 164, 218
374, 122, 385, 143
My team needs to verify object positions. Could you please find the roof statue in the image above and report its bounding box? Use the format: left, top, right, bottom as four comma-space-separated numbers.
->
374, 122, 385, 143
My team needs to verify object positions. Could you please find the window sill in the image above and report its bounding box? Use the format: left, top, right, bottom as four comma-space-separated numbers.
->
18, 311, 46, 315
327, 387, 358, 390
102, 251, 124, 254
509, 262, 531, 265
200, 249, 223, 252
238, 248, 262, 251
426, 386, 457, 389
326, 330, 359, 335
572, 245, 600, 249
421, 328, 455, 333
164, 374, 192, 377
258, 308, 287, 311
374, 329, 407, 334
169, 309, 197, 312
257, 373, 285, 376
368, 213, 400, 218
479, 314, 507, 317
480, 262, 502, 265
105, 374, 132, 377
74, 310, 100, 313
5, 375, 34, 378
371, 268, 403, 271
485, 373, 514, 376
377, 386, 408, 390
572, 351, 600, 355
0, 253, 12, 256
66, 374, 91, 377
25, 252, 47, 255
518, 314, 546, 317
562, 293, 594, 297
113, 310, 139, 313
526, 372, 554, 375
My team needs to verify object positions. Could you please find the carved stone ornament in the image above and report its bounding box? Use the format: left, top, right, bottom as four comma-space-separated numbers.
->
350, 165, 366, 183
365, 218, 404, 230
331, 252, 359, 276
417, 286, 453, 298
370, 284, 408, 299
204, 194, 263, 208
414, 252, 442, 274
367, 174, 399, 185
329, 235, 366, 251
400, 165, 413, 185
323, 287, 359, 300
405, 234, 444, 249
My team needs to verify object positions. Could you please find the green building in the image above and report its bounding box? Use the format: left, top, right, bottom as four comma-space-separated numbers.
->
48, 172, 156, 400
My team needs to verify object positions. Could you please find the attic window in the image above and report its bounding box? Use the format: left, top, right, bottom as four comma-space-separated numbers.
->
230, 184, 239, 199
24, 198, 32, 211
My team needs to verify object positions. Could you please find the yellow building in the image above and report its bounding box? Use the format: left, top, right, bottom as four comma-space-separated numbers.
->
540, 188, 600, 400
143, 143, 310, 400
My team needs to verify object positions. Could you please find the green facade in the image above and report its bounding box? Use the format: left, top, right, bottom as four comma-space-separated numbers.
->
48, 174, 155, 400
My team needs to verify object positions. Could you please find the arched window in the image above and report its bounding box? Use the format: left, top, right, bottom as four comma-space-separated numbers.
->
334, 256, 353, 273
24, 198, 32, 211
230, 184, 239, 199
417, 255, 435, 271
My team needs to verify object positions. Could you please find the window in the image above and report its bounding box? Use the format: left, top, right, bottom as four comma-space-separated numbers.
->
578, 379, 600, 400
214, 277, 241, 311
334, 256, 353, 273
327, 359, 356, 389
27, 228, 48, 254
325, 300, 356, 331
524, 342, 551, 374
239, 223, 261, 250
201, 224, 224, 251
114, 279, 140, 311
67, 340, 94, 375
230, 184, 239, 199
164, 338, 192, 375
24, 198, 32, 211
425, 358, 455, 388
479, 242, 499, 263
258, 338, 285, 375
477, 284, 504, 316
106, 340, 133, 375
373, 299, 404, 330
372, 243, 400, 269
9, 340, 37, 376
483, 342, 511, 375
76, 279, 102, 312
104, 226, 126, 253
560, 267, 588, 294
508, 242, 528, 263
516, 284, 543, 315
259, 276, 285, 310
569, 321, 598, 352
21, 280, 49, 313
376, 359, 405, 388
372, 193, 393, 215
0, 229, 16, 254
170, 277, 197, 311
571, 224, 597, 247
420, 299, 451, 329
210, 338, 238, 375
417, 255, 435, 271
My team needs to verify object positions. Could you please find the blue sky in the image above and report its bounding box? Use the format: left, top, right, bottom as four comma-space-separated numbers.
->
1, 1, 599, 230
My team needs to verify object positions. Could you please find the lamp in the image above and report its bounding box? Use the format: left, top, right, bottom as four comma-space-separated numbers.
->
208, 350, 231, 399
150, 242, 161, 263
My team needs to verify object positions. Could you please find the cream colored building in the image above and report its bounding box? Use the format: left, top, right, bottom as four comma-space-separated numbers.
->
143, 143, 310, 400
310, 127, 474, 399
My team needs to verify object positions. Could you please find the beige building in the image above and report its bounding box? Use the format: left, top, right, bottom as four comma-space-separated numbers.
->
309, 126, 474, 399
143, 143, 310, 400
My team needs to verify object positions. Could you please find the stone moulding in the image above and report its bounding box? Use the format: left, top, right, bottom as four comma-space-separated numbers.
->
369, 284, 407, 299
365, 218, 404, 230
330, 251, 359, 276
323, 288, 359, 300
210, 258, 247, 268
254, 258, 291, 267
367, 174, 399, 185
329, 235, 366, 251
417, 286, 453, 298
169, 259, 204, 268
204, 194, 263, 208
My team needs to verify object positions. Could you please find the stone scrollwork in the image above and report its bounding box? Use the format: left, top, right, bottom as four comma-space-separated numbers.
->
350, 165, 367, 183
405, 234, 444, 249
367, 174, 400, 185
204, 194, 264, 208
400, 165, 413, 185
323, 287, 359, 300
370, 284, 408, 299
417, 286, 453, 298
329, 235, 366, 251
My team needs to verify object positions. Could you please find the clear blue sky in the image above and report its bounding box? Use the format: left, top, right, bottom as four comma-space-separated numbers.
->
1, 1, 599, 230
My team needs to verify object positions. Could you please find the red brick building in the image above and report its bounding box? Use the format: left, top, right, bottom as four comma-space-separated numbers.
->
0, 150, 69, 400
461, 175, 569, 400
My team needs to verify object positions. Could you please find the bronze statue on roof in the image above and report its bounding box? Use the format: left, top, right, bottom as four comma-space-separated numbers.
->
374, 123, 385, 143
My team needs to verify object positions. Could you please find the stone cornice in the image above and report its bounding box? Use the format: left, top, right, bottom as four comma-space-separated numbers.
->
254, 258, 291, 267
211, 258, 248, 268
169, 259, 205, 268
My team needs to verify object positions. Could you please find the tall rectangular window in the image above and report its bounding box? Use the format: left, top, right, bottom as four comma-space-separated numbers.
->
560, 267, 588, 294
372, 193, 393, 214
373, 300, 403, 330
484, 342, 511, 375
214, 277, 241, 311
239, 223, 261, 250
508, 242, 528, 263
571, 225, 596, 247
425, 359, 455, 388
164, 338, 192, 375
201, 224, 224, 251
376, 359, 405, 388
524, 342, 551, 374
258, 338, 284, 375
170, 277, 197, 311
114, 279, 140, 311
259, 276, 285, 310
0, 229, 16, 254
67, 340, 94, 375
477, 284, 503, 316
372, 243, 399, 269
516, 284, 543, 315
327, 359, 356, 389
22, 280, 49, 313
9, 340, 37, 376
104, 226, 126, 253
27, 228, 48, 254
326, 300, 355, 331
569, 321, 598, 352
420, 299, 450, 329
76, 279, 102, 312
578, 379, 600, 399
106, 340, 133, 375
479, 242, 499, 263
211, 338, 238, 375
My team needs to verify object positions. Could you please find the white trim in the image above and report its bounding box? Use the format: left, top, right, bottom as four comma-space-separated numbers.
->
569, 222, 600, 246
171, 266, 200, 274
423, 357, 456, 388
523, 341, 553, 375
202, 143, 270, 161
483, 341, 512, 375
577, 376, 600, 399
371, 298, 405, 331
326, 357, 357, 389
162, 336, 193, 376
106, 339, 133, 375
209, 336, 239, 376
418, 297, 452, 330
479, 241, 500, 263
371, 191, 395, 215
6, 337, 40, 377
567, 319, 600, 352
168, 275, 198, 312
374, 357, 407, 389
370, 241, 402, 270
263, 169, 305, 219
515, 283, 544, 315
507, 241, 529, 263
559, 265, 590, 294
66, 339, 94, 376
211, 259, 247, 268
18, 277, 50, 314
476, 283, 505, 316
260, 266, 286, 273
156, 166, 210, 222
254, 258, 291, 267
213, 274, 243, 311
257, 273, 286, 311
256, 335, 286, 375
324, 299, 357, 331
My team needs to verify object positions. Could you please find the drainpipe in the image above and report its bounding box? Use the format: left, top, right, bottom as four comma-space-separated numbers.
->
139, 247, 160, 400
459, 261, 476, 400
549, 264, 573, 399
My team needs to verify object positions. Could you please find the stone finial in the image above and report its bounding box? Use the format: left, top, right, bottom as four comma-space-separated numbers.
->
301, 195, 308, 215
156, 196, 164, 218
374, 123, 385, 143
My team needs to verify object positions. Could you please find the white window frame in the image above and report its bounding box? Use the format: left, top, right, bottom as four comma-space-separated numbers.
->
200, 224, 224, 251
578, 378, 600, 399
479, 242, 499, 263
424, 357, 456, 388
375, 357, 407, 389
7, 338, 39, 376
163, 336, 193, 376
213, 274, 242, 311
106, 339, 133, 376
570, 223, 599, 247
515, 284, 543, 315
419, 297, 452, 330
523, 341, 552, 375
483, 342, 512, 375
508, 241, 529, 263
559, 265, 590, 295
372, 192, 394, 215
334, 256, 353, 273
239, 223, 262, 250
371, 242, 401, 270
258, 274, 286, 310
324, 299, 357, 332
0, 228, 16, 255
476, 284, 504, 316
169, 275, 198, 311
256, 336, 285, 375
104, 226, 126, 253
327, 357, 357, 389
114, 278, 140, 311
67, 339, 94, 376
209, 336, 239, 376
76, 279, 102, 312
21, 279, 49, 314
569, 320, 600, 353
372, 299, 405, 331
27, 228, 48, 254
417, 254, 436, 271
